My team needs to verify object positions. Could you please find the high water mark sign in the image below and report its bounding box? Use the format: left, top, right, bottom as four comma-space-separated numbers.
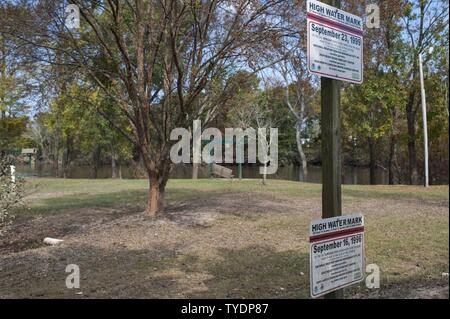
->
307, 0, 363, 84
310, 213, 365, 298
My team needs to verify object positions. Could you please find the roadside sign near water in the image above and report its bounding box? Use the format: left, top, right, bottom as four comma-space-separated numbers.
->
307, 0, 363, 84
310, 213, 365, 298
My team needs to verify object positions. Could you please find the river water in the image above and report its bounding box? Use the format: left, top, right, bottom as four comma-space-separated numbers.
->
16, 163, 390, 185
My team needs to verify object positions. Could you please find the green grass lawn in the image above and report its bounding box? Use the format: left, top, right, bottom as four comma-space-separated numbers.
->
24, 178, 449, 212
1, 178, 448, 298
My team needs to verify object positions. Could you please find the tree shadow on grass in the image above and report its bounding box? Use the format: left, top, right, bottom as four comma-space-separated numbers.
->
26, 188, 234, 215
0, 242, 184, 298
7, 188, 294, 255
184, 245, 310, 299
0, 243, 309, 299
2, 239, 445, 299
164, 192, 298, 227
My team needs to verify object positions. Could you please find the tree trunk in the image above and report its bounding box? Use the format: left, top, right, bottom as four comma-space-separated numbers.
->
388, 134, 396, 185
53, 153, 59, 178
62, 153, 68, 178
133, 159, 145, 178
261, 155, 268, 186
192, 163, 199, 179
147, 172, 168, 217
406, 91, 418, 185
90, 145, 101, 179
111, 156, 117, 178
61, 140, 72, 179
407, 114, 418, 185
296, 125, 308, 179
111, 145, 117, 179
131, 146, 145, 178
53, 134, 60, 177
90, 165, 97, 179
368, 137, 376, 185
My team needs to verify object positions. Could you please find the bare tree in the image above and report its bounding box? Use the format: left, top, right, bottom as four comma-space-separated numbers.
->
3, 0, 284, 215
401, 0, 449, 184
232, 75, 278, 185
270, 0, 313, 180
278, 56, 313, 180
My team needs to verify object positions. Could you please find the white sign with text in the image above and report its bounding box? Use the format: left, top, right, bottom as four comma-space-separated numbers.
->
309, 213, 365, 298
307, 0, 363, 84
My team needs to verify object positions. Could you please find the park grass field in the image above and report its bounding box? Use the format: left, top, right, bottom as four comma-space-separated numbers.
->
0, 178, 448, 298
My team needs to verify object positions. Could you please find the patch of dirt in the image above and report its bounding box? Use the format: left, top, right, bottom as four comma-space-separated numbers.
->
0, 206, 139, 254
0, 191, 448, 299
0, 192, 298, 255
352, 281, 449, 299
165, 192, 299, 226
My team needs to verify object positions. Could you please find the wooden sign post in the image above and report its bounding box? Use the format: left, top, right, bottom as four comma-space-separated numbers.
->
321, 74, 343, 299
307, 0, 364, 299
320, 0, 342, 299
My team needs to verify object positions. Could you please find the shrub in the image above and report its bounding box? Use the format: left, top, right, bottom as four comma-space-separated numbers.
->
0, 154, 23, 235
